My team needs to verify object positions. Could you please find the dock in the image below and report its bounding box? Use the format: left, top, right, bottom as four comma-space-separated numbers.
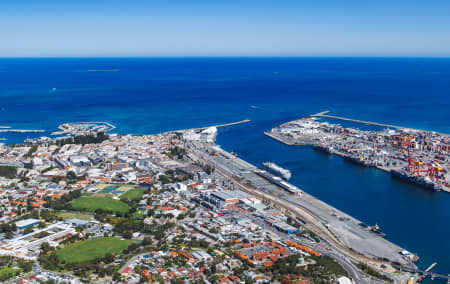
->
264, 131, 295, 145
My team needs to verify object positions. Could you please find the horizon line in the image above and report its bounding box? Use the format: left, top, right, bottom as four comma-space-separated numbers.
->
1, 55, 450, 59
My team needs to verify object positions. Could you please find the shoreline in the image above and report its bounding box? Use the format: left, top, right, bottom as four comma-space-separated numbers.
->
188, 135, 419, 280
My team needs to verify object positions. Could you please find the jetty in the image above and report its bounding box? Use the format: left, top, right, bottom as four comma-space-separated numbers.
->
311, 112, 442, 133
394, 264, 450, 281
0, 129, 44, 133
167, 119, 250, 134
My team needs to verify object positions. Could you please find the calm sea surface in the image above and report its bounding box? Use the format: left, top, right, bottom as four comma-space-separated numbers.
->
1, 58, 449, 281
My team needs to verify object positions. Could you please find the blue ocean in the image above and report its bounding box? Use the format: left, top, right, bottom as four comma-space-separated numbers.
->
1, 58, 449, 280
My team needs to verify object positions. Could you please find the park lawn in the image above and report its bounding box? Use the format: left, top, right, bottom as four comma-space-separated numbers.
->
55, 211, 94, 220
133, 210, 145, 218
120, 188, 145, 201
71, 196, 130, 213
56, 237, 133, 263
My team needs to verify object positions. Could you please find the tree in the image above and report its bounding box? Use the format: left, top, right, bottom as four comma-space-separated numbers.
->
0, 166, 17, 178
66, 171, 77, 180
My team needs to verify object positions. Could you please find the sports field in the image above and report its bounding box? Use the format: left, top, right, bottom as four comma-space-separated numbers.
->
96, 183, 114, 190
71, 196, 130, 213
56, 237, 133, 263
55, 211, 94, 220
120, 188, 145, 200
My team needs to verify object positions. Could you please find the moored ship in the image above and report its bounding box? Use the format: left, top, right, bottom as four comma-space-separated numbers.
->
262, 161, 291, 180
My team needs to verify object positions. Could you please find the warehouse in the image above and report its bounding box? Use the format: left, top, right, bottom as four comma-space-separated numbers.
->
201, 190, 252, 208
15, 218, 39, 230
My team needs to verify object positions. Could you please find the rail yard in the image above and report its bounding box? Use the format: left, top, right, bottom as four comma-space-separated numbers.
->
266, 112, 450, 192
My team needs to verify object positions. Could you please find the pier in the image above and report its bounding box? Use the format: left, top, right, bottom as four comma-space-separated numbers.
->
212, 119, 251, 128
425, 262, 437, 272
393, 264, 450, 281
168, 119, 251, 133
293, 110, 330, 122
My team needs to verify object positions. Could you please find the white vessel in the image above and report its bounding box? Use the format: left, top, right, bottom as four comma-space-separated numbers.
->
262, 161, 291, 180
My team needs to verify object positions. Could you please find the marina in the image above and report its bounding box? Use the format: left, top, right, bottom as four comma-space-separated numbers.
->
266, 111, 450, 193
52, 122, 117, 136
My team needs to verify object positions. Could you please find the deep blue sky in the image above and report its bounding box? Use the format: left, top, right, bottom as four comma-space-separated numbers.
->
1, 0, 450, 57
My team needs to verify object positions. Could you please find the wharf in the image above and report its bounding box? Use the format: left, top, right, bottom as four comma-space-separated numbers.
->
191, 143, 418, 270
266, 111, 450, 193
264, 131, 314, 146
264, 132, 295, 145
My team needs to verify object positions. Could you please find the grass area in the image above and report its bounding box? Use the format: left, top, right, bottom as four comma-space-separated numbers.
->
55, 211, 94, 220
56, 237, 133, 264
71, 196, 131, 213
133, 210, 145, 218
0, 266, 22, 282
120, 188, 145, 200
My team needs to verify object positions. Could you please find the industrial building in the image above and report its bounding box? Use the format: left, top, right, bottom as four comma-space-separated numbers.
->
200, 189, 252, 208
15, 218, 40, 230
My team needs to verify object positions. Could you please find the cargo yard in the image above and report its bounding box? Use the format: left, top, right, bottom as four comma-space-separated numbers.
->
265, 111, 450, 193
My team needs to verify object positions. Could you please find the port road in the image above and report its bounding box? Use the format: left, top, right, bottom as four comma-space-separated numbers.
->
187, 143, 415, 283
